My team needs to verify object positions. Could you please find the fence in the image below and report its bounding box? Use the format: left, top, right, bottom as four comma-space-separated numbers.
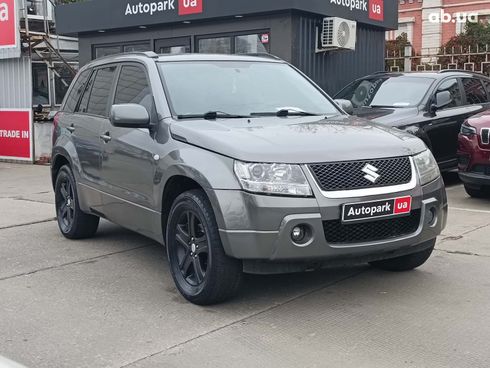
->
385, 45, 490, 75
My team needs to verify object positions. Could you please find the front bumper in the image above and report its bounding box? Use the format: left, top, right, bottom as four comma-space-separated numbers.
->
208, 175, 447, 265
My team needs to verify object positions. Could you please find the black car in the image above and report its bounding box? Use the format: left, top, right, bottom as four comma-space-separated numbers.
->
334, 71, 490, 171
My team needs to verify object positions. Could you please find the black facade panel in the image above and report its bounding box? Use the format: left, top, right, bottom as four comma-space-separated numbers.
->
292, 15, 385, 95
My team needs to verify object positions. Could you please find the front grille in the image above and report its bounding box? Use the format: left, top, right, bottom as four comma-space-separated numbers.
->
309, 157, 412, 192
323, 210, 421, 244
481, 128, 490, 145
471, 164, 490, 175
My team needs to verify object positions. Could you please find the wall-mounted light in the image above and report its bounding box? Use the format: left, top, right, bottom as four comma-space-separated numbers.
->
235, 15, 244, 18
183, 21, 191, 24
97, 30, 106, 33
139, 25, 147, 29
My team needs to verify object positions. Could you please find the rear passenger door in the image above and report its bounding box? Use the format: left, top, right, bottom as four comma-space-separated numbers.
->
98, 63, 161, 239
68, 65, 117, 212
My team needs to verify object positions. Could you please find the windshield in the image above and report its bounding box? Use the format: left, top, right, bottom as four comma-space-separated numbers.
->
158, 61, 340, 118
335, 76, 435, 108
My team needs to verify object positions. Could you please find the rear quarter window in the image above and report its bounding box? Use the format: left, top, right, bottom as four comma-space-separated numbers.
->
462, 78, 488, 104
63, 69, 91, 113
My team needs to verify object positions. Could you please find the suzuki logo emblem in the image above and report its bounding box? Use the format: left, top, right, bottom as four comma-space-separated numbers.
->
362, 164, 380, 183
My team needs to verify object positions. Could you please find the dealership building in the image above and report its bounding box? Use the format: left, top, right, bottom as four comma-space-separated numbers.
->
56, 0, 398, 96
1, 0, 398, 163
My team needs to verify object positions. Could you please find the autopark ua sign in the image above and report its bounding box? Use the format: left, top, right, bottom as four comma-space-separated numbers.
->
125, 0, 203, 17
330, 0, 384, 22
0, 0, 18, 49
0, 110, 33, 162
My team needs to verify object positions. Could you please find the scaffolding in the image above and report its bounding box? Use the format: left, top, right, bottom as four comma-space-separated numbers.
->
19, 0, 78, 119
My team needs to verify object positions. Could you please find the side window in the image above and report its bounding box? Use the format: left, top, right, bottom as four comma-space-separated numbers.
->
64, 69, 91, 112
77, 71, 97, 113
462, 78, 488, 104
86, 66, 117, 117
436, 78, 463, 109
114, 65, 152, 112
484, 80, 490, 96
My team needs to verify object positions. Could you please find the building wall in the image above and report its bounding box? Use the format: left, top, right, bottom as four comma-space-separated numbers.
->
0, 57, 32, 109
391, 0, 490, 54
293, 15, 386, 95
78, 13, 294, 66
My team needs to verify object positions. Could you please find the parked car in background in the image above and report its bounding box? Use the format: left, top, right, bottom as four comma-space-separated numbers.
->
52, 53, 447, 305
458, 111, 490, 197
334, 71, 490, 171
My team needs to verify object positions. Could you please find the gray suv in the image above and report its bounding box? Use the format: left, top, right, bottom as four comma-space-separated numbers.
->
52, 52, 448, 305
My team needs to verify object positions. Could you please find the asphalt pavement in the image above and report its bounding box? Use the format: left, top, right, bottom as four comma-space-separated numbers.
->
0, 162, 489, 368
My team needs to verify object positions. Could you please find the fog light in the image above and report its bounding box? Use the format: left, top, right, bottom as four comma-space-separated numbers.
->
426, 207, 437, 226
291, 226, 306, 243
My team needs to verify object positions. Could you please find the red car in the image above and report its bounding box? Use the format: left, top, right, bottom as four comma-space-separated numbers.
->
458, 112, 490, 197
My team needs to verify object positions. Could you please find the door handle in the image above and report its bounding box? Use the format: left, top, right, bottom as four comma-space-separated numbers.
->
67, 124, 75, 133
100, 132, 112, 143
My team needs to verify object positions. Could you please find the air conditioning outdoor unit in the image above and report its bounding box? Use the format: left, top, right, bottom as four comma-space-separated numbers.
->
316, 17, 357, 52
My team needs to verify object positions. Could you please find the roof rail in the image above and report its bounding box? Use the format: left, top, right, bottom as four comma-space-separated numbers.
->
91, 51, 159, 63
244, 53, 283, 61
439, 69, 485, 76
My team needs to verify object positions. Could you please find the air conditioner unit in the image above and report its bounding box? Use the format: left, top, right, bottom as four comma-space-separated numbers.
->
316, 17, 357, 52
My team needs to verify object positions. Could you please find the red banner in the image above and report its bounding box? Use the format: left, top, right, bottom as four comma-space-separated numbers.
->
0, 0, 17, 48
0, 110, 33, 161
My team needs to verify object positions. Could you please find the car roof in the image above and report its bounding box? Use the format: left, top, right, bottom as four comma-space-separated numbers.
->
363, 71, 489, 80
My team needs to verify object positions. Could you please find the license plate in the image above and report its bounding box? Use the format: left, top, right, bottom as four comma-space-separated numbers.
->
342, 196, 412, 223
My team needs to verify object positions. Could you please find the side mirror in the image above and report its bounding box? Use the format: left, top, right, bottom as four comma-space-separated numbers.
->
430, 91, 452, 114
110, 104, 150, 128
334, 99, 354, 115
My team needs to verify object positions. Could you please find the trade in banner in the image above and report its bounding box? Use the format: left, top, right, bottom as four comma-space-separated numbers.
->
0, 109, 33, 161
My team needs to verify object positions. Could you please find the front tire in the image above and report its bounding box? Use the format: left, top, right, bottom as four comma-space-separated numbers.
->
166, 189, 243, 305
369, 239, 435, 272
464, 185, 490, 198
55, 165, 99, 239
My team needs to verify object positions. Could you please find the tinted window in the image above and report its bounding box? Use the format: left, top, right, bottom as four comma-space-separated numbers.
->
86, 67, 116, 117
436, 78, 463, 109
159, 61, 339, 117
64, 69, 90, 112
114, 65, 152, 111
77, 71, 97, 113
484, 80, 490, 96
462, 78, 488, 104
335, 76, 435, 108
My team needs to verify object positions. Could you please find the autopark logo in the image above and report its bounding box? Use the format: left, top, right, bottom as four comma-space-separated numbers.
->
0, 0, 17, 48
124, 0, 203, 16
330, 0, 384, 22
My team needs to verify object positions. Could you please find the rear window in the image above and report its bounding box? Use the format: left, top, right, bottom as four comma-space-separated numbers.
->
463, 78, 489, 104
63, 69, 91, 113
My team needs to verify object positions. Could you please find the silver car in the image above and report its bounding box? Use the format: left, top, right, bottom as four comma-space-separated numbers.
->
51, 53, 447, 305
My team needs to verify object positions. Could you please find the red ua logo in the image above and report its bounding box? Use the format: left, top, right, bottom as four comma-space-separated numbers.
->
0, 0, 16, 47
179, 0, 203, 15
369, 0, 384, 21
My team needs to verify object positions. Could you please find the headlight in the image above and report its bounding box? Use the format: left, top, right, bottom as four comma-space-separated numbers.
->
413, 150, 440, 186
460, 122, 477, 136
234, 161, 312, 196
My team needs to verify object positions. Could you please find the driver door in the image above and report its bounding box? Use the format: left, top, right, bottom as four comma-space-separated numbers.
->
424, 78, 482, 168
98, 63, 161, 240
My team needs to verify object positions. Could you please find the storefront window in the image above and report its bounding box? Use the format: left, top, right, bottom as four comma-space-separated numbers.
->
123, 43, 151, 53
32, 63, 49, 106
54, 64, 78, 105
94, 42, 150, 59
159, 46, 191, 54
235, 34, 268, 54
198, 37, 232, 54
95, 46, 121, 59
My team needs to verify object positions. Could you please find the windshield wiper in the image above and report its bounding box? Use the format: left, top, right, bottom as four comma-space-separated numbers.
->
251, 109, 320, 117
177, 111, 251, 120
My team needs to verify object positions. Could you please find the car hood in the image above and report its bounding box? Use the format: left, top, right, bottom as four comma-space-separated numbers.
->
169, 115, 427, 163
352, 106, 420, 126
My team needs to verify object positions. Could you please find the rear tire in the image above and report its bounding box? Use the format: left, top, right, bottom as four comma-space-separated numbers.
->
166, 189, 243, 305
369, 239, 435, 272
464, 185, 490, 198
55, 165, 99, 239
